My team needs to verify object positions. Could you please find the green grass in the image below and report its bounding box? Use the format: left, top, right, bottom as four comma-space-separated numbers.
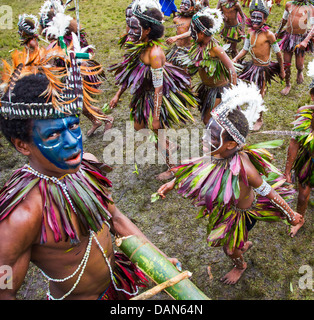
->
0, 0, 313, 300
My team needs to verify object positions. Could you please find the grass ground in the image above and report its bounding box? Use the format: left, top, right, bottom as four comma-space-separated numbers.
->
0, 0, 313, 300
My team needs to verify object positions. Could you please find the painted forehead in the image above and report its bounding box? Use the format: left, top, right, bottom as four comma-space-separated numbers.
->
251, 11, 264, 18
181, 0, 192, 7
129, 16, 141, 29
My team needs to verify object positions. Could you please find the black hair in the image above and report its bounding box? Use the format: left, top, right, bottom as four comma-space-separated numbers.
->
138, 8, 164, 40
223, 108, 249, 142
193, 15, 214, 33
0, 74, 50, 146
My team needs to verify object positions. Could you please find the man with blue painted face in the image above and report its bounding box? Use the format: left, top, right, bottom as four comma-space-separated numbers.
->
0, 47, 180, 300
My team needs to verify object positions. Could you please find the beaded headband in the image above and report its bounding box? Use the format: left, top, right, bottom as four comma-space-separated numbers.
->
249, 0, 269, 18
18, 14, 39, 42
211, 103, 246, 146
0, 51, 83, 120
192, 8, 223, 36
132, 0, 163, 25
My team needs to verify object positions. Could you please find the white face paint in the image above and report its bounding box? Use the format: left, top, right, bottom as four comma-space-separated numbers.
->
127, 16, 142, 43
202, 118, 225, 154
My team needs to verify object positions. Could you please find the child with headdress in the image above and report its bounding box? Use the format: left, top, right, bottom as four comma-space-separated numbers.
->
187, 8, 238, 125
217, 0, 246, 58
157, 81, 302, 284
39, 0, 112, 136
165, 0, 196, 67
109, 0, 198, 180
284, 60, 314, 237
17, 14, 39, 52
276, 0, 314, 96
233, 0, 285, 130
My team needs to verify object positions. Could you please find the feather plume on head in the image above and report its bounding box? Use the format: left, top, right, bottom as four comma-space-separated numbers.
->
44, 12, 72, 39
132, 0, 162, 13
221, 80, 266, 130
193, 8, 223, 35
211, 81, 266, 146
131, 0, 164, 24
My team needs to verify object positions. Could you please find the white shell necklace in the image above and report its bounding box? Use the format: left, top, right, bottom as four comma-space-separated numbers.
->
24, 164, 139, 300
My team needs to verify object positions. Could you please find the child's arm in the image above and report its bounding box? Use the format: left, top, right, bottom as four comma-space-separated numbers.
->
232, 37, 249, 63
109, 85, 127, 109
236, 2, 246, 31
268, 31, 285, 80
275, 2, 290, 37
285, 138, 300, 183
212, 45, 237, 85
243, 153, 303, 226
166, 30, 191, 45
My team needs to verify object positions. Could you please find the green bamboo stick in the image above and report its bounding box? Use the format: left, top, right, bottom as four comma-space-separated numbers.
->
116, 235, 210, 300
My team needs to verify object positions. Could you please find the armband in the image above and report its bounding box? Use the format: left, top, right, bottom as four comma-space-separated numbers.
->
271, 42, 280, 53
270, 194, 296, 223
243, 38, 250, 51
254, 179, 272, 196
151, 67, 163, 88
283, 10, 289, 20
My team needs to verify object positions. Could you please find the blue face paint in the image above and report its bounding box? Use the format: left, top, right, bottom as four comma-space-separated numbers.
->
32, 116, 83, 170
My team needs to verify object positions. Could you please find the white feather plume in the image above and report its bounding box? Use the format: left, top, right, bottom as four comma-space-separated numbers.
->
132, 0, 162, 13
221, 80, 267, 130
197, 8, 224, 34
18, 14, 39, 33
44, 12, 72, 39
70, 32, 95, 54
307, 59, 314, 78
40, 0, 65, 21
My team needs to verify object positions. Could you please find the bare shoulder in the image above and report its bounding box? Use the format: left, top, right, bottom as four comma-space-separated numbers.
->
266, 29, 277, 43
239, 151, 264, 187
0, 185, 42, 248
150, 44, 165, 68
239, 151, 257, 174
285, 1, 292, 10
83, 152, 99, 162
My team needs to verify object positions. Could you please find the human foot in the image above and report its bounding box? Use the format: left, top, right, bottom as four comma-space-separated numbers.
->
252, 118, 263, 131
240, 241, 253, 254
87, 120, 102, 137
104, 116, 114, 132
220, 262, 247, 285
297, 71, 304, 84
280, 85, 291, 96
288, 219, 305, 238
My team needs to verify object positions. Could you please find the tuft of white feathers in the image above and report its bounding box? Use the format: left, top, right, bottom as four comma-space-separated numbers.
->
132, 0, 162, 13
18, 14, 39, 33
197, 8, 224, 35
40, 0, 65, 21
307, 59, 314, 78
70, 32, 95, 54
221, 80, 267, 130
44, 12, 72, 39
